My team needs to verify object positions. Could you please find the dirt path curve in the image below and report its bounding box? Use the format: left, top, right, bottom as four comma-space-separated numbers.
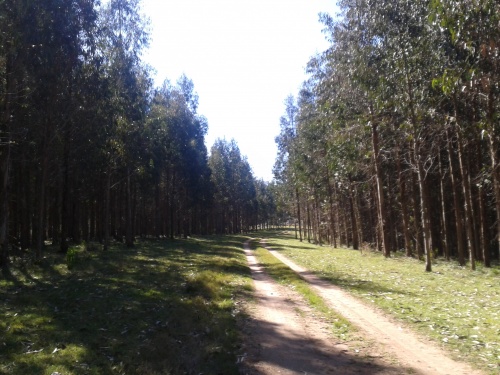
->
240, 240, 407, 375
245, 239, 482, 375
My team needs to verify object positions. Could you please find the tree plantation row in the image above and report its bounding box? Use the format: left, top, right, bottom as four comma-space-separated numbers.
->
273, 0, 500, 271
0, 0, 278, 266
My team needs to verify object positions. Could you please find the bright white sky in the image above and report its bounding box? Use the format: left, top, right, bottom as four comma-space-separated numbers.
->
141, 0, 337, 181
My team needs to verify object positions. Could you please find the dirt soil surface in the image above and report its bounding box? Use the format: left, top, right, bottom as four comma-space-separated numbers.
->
238, 239, 485, 375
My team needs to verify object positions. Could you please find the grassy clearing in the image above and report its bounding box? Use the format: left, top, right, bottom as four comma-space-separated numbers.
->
0, 236, 253, 375
248, 239, 355, 340
262, 230, 500, 374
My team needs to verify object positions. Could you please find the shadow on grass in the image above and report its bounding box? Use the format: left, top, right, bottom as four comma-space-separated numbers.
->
258, 232, 416, 298
0, 236, 252, 375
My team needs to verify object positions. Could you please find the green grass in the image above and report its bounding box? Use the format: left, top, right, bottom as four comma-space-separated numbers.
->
0, 236, 253, 375
261, 229, 500, 374
248, 239, 355, 340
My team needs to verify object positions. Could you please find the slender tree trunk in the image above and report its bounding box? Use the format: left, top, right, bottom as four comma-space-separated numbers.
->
370, 114, 390, 257
1, 37, 15, 267
20, 157, 30, 250
295, 187, 302, 242
354, 184, 363, 247
334, 182, 342, 246
446, 128, 466, 265
348, 179, 359, 250
314, 194, 321, 244
438, 152, 450, 260
0, 132, 10, 268
489, 136, 500, 261
0, 97, 11, 268
478, 181, 491, 267
454, 120, 476, 270
414, 140, 432, 272
411, 172, 423, 258
306, 200, 311, 243
327, 173, 338, 248
396, 145, 412, 257
36, 122, 51, 261
103, 167, 111, 251
403, 51, 431, 269
60, 125, 71, 253
125, 167, 134, 247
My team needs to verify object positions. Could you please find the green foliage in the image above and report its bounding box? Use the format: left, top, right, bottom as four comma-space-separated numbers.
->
0, 236, 252, 374
65, 247, 78, 270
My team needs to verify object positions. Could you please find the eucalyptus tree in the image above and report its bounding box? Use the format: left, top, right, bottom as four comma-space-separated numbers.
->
0, 0, 18, 265
209, 139, 257, 234
255, 179, 277, 229
318, 5, 397, 256
97, 0, 150, 249
431, 0, 500, 266
0, 0, 100, 260
274, 95, 303, 240
325, 0, 447, 269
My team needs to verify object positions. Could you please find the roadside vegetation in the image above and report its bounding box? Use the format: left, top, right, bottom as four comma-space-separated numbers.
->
262, 230, 500, 374
0, 236, 252, 375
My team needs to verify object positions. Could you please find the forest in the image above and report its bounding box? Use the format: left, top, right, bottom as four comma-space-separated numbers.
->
1, 0, 500, 273
274, 0, 500, 271
0, 0, 277, 267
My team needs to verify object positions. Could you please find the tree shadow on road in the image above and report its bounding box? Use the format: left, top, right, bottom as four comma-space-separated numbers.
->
239, 313, 420, 375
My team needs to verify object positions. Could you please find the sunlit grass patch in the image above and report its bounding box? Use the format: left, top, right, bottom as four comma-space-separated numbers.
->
0, 235, 253, 375
262, 229, 500, 374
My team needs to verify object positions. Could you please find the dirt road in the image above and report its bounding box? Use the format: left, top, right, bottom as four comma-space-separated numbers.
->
239, 239, 485, 375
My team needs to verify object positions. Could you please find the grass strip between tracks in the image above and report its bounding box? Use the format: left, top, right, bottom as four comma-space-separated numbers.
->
249, 238, 356, 341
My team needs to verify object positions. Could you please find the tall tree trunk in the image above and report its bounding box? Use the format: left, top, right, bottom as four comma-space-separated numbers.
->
334, 182, 343, 246
0, 89, 11, 268
1, 36, 15, 267
438, 152, 450, 260
295, 187, 302, 242
396, 145, 412, 257
306, 200, 311, 243
370, 114, 390, 257
20, 157, 31, 251
411, 172, 423, 258
348, 179, 359, 250
414, 141, 433, 272
36, 121, 51, 261
489, 136, 500, 261
454, 119, 476, 270
60, 125, 71, 253
0, 129, 10, 268
327, 173, 338, 248
354, 184, 363, 247
314, 194, 321, 244
155, 183, 161, 237
446, 128, 466, 265
125, 167, 134, 247
103, 167, 111, 251
478, 181, 490, 267
403, 48, 431, 270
